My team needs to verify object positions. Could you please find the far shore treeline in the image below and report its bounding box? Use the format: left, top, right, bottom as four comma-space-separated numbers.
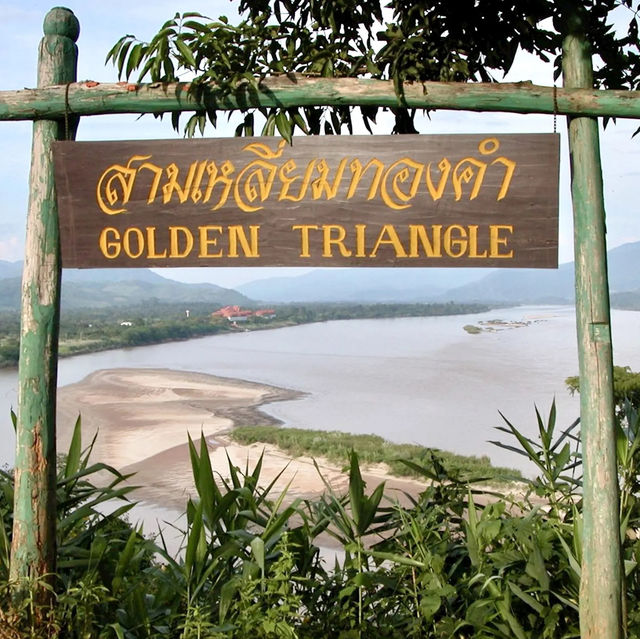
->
0, 301, 490, 369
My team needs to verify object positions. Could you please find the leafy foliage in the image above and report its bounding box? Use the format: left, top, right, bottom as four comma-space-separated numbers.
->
4, 390, 640, 636
107, 0, 640, 136
566, 364, 640, 413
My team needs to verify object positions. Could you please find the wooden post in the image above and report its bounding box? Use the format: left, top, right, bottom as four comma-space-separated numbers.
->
2, 78, 640, 121
10, 7, 79, 597
562, 9, 622, 639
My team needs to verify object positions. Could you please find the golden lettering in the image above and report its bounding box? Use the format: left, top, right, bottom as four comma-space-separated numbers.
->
478, 138, 517, 200
292, 224, 319, 258
233, 140, 287, 212
355, 224, 367, 258
370, 224, 408, 258
467, 225, 488, 258
188, 161, 210, 203
123, 227, 145, 259
146, 227, 168, 259
162, 161, 202, 204
311, 158, 349, 200
452, 158, 487, 202
443, 225, 468, 258
347, 158, 385, 200
380, 159, 424, 210
169, 226, 194, 258
408, 225, 442, 258
278, 159, 316, 202
203, 161, 235, 210
425, 159, 451, 201
137, 159, 164, 204
198, 226, 224, 258
94, 137, 522, 218
96, 155, 151, 215
99, 227, 121, 258
489, 225, 514, 258
228, 225, 260, 258
322, 225, 351, 257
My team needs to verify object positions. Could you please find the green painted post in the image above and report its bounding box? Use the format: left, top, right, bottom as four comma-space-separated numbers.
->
10, 7, 79, 597
561, 10, 622, 639
2, 78, 640, 121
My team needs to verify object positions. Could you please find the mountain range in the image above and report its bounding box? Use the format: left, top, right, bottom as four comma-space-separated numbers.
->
236, 241, 640, 306
1, 240, 639, 309
0, 265, 250, 311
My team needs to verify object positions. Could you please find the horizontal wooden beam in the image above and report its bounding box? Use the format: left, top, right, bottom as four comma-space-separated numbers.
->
0, 76, 638, 121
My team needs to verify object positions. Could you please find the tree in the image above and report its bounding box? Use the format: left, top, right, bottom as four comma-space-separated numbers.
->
567, 365, 640, 416
108, 0, 640, 137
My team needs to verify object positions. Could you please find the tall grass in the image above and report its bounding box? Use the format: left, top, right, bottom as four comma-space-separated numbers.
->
230, 425, 522, 483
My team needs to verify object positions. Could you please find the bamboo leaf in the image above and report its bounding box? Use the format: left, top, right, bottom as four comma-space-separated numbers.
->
251, 536, 265, 577
275, 110, 293, 143
63, 415, 83, 480
184, 499, 204, 578
197, 433, 216, 526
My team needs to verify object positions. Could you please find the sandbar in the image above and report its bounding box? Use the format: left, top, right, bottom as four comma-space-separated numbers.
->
57, 368, 425, 513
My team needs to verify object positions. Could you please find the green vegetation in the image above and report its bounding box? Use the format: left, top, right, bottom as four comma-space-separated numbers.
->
463, 324, 482, 334
0, 301, 489, 368
109, 0, 640, 141
230, 425, 520, 483
3, 397, 640, 638
566, 364, 640, 413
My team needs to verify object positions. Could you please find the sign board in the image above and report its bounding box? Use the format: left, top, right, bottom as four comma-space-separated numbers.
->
53, 133, 559, 268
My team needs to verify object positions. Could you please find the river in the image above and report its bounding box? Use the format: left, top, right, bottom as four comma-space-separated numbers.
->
1, 305, 639, 474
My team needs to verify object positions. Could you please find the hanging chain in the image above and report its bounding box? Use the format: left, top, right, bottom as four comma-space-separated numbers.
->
553, 84, 558, 134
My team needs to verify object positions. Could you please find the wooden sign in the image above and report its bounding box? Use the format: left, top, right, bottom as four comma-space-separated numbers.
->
53, 133, 559, 268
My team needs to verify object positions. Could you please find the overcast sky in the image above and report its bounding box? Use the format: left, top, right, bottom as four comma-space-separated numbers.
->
1, 1, 638, 287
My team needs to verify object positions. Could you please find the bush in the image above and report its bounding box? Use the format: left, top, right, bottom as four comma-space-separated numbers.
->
2, 400, 640, 637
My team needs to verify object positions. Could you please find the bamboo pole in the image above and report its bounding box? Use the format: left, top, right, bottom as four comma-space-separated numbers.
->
10, 7, 78, 600
0, 76, 639, 121
562, 10, 622, 639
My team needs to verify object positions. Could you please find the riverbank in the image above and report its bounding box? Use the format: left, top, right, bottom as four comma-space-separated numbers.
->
56, 368, 431, 511
0, 301, 493, 368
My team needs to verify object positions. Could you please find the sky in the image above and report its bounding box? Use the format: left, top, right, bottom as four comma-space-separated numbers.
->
0, 1, 639, 288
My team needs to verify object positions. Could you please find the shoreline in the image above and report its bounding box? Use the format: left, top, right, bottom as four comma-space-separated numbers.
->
57, 368, 427, 514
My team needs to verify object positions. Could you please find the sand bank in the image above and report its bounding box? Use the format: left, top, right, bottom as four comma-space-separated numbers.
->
57, 368, 425, 513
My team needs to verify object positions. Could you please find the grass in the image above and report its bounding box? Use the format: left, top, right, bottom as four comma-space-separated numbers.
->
229, 425, 522, 483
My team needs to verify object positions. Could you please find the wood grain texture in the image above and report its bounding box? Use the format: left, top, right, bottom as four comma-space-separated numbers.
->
563, 14, 623, 639
53, 133, 559, 269
10, 7, 78, 599
0, 77, 639, 120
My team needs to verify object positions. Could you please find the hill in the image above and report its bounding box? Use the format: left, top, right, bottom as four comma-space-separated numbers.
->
445, 241, 640, 304
236, 241, 640, 305
0, 266, 251, 311
237, 268, 491, 303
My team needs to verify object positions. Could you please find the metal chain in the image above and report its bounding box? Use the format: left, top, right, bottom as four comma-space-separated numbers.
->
553, 84, 558, 134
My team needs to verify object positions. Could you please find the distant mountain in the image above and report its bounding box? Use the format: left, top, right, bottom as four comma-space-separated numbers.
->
0, 266, 251, 310
3, 240, 639, 309
234, 241, 640, 305
611, 290, 640, 309
63, 268, 169, 285
237, 268, 491, 303
0, 277, 21, 310
444, 241, 640, 304
442, 264, 575, 303
0, 260, 23, 279
606, 241, 640, 293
